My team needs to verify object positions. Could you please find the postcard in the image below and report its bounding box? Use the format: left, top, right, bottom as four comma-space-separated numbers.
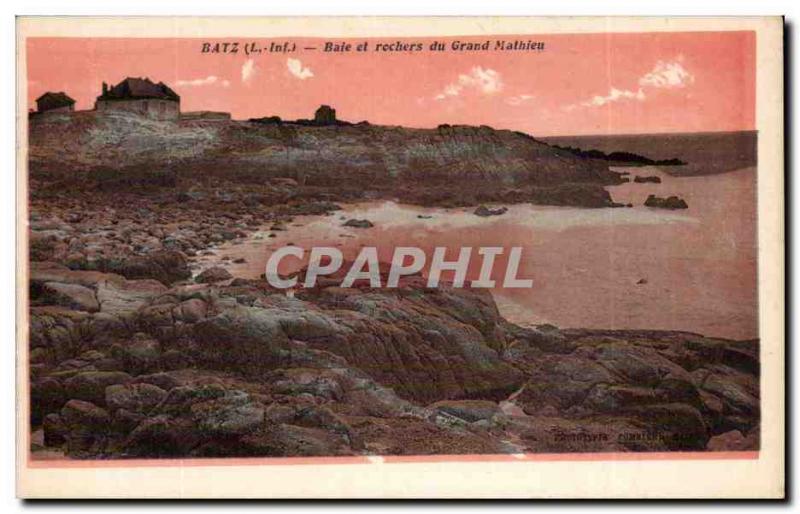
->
16, 16, 784, 498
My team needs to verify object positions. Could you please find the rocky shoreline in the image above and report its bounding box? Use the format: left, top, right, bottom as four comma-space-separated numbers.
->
27, 115, 757, 459
28, 189, 760, 458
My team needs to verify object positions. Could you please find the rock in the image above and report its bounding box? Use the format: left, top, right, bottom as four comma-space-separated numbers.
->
474, 205, 508, 217
195, 267, 233, 284
190, 391, 265, 436
644, 194, 688, 209
192, 306, 292, 374
40, 282, 100, 312
239, 423, 354, 457
628, 403, 708, 450
105, 383, 168, 414
43, 413, 68, 446
133, 372, 183, 391
264, 404, 297, 425
342, 219, 374, 229
63, 371, 132, 406
314, 105, 337, 126
112, 408, 146, 434
110, 335, 161, 375
31, 262, 120, 290
160, 350, 194, 371
60, 399, 110, 430
107, 250, 191, 285
30, 377, 67, 425
96, 278, 167, 318
429, 400, 501, 422
706, 429, 758, 451
272, 369, 344, 401
123, 415, 199, 457
633, 175, 662, 184
700, 372, 759, 417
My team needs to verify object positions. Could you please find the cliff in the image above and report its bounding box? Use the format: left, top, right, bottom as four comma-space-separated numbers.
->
29, 111, 625, 208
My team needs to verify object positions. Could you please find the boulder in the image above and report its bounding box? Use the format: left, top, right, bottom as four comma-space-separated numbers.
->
706, 429, 756, 451
30, 377, 67, 425
105, 383, 168, 415
40, 282, 100, 312
195, 267, 233, 284
96, 278, 167, 318
474, 205, 508, 217
123, 415, 200, 457
429, 400, 501, 422
644, 194, 689, 209
342, 219, 374, 229
239, 424, 354, 457
43, 413, 68, 446
110, 335, 161, 375
60, 399, 110, 430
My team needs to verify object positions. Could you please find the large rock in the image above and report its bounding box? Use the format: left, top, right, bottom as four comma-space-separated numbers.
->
429, 400, 501, 422
194, 267, 232, 284
96, 278, 166, 318
40, 282, 100, 312
63, 371, 132, 406
105, 383, 168, 415
106, 250, 191, 285
60, 399, 110, 430
191, 391, 266, 437
644, 194, 688, 209
30, 377, 67, 425
110, 334, 162, 375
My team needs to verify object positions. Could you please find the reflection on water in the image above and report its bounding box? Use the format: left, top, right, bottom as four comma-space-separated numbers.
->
201, 166, 758, 340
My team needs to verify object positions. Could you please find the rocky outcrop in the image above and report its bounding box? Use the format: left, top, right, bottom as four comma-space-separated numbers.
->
644, 194, 689, 209
29, 112, 627, 209
28, 264, 759, 459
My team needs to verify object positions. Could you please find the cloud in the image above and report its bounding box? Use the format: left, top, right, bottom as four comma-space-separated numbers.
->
175, 75, 229, 88
586, 87, 646, 107
639, 59, 694, 89
435, 66, 503, 100
287, 58, 314, 80
565, 56, 693, 110
505, 94, 535, 106
241, 59, 256, 83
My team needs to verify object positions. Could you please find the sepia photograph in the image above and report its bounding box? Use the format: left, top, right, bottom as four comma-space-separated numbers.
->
14, 15, 785, 499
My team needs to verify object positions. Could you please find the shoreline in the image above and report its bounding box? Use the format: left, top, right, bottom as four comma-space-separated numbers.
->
26, 116, 760, 460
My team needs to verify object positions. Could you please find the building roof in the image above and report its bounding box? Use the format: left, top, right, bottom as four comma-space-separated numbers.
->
36, 92, 75, 106
98, 77, 180, 102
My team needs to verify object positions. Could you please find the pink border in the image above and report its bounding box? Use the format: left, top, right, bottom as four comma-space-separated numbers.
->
28, 451, 759, 468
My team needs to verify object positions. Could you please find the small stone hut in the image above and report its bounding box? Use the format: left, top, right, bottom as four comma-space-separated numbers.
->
36, 92, 75, 113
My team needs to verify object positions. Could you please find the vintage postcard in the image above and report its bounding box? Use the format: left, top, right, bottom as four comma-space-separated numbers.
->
16, 16, 784, 498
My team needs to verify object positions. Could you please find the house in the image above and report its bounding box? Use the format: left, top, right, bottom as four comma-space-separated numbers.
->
95, 77, 180, 120
36, 92, 75, 113
314, 105, 337, 125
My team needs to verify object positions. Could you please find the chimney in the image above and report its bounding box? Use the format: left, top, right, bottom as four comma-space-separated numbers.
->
102, 82, 108, 95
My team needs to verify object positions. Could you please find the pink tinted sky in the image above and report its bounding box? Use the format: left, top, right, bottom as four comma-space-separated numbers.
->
26, 31, 754, 136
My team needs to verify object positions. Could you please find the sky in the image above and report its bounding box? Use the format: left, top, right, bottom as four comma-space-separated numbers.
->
26, 31, 755, 137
